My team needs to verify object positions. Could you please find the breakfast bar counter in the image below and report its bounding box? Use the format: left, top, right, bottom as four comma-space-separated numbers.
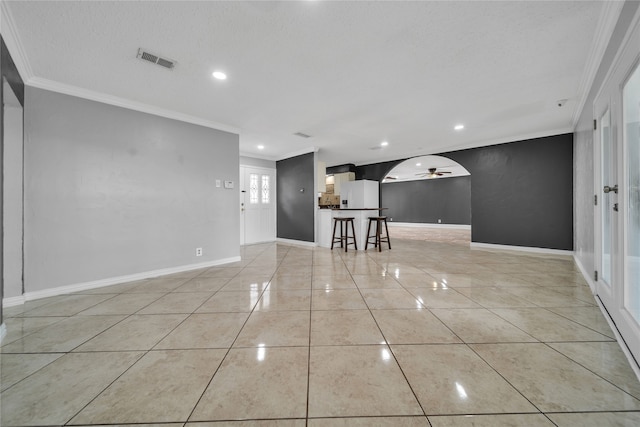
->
317, 208, 387, 249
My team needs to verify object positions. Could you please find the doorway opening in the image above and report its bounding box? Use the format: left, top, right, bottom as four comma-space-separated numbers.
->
380, 155, 471, 244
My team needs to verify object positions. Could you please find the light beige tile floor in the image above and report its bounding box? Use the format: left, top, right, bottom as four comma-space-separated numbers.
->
2, 236, 640, 426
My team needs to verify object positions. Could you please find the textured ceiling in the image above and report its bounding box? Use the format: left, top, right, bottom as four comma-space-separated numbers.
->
5, 1, 604, 166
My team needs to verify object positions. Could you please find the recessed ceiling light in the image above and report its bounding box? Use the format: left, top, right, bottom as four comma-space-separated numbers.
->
416, 163, 421, 167
212, 71, 227, 80
454, 124, 465, 131
381, 141, 389, 147
257, 145, 264, 150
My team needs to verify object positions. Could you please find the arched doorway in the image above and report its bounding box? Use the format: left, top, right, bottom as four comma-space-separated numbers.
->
380, 155, 471, 244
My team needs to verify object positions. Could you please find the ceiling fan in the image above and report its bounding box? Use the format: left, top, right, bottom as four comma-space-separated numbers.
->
416, 167, 452, 178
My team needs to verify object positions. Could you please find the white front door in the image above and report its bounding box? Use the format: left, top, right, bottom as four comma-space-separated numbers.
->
240, 166, 276, 245
594, 14, 640, 363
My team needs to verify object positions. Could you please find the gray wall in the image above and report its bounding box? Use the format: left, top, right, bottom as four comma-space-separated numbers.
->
1, 35, 25, 323
240, 155, 276, 169
381, 176, 471, 225
24, 87, 240, 293
276, 152, 315, 242
3, 98, 23, 298
574, 1, 640, 275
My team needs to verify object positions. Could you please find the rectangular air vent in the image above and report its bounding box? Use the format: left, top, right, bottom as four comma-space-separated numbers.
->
293, 132, 312, 138
137, 48, 176, 69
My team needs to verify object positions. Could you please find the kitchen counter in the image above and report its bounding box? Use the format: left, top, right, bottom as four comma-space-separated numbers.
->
317, 208, 387, 249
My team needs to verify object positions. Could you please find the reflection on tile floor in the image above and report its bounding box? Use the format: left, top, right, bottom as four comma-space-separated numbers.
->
2, 238, 640, 426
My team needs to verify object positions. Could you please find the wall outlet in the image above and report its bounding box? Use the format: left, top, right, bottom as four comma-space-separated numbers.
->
196, 247, 203, 256
438, 219, 442, 224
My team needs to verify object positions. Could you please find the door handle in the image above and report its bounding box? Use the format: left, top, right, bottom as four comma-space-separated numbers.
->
604, 185, 618, 194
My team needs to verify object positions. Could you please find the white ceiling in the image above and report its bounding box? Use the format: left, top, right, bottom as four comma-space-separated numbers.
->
4, 1, 609, 167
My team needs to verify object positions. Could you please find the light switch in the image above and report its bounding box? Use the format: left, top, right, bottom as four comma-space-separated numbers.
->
215, 180, 221, 188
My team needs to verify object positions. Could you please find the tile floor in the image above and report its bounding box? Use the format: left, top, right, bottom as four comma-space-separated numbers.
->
2, 237, 640, 426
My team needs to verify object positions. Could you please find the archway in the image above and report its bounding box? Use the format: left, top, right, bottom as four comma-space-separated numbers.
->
380, 155, 471, 244
382, 155, 470, 183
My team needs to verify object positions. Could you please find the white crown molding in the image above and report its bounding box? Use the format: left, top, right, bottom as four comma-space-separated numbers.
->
571, 0, 625, 128
2, 256, 240, 305
28, 77, 240, 134
354, 127, 573, 166
470, 242, 573, 257
0, 0, 35, 80
239, 150, 280, 162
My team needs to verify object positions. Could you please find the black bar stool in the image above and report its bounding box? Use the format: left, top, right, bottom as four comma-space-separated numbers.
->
331, 217, 357, 252
365, 216, 391, 252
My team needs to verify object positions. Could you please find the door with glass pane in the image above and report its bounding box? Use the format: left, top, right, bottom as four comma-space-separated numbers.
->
595, 102, 617, 310
240, 166, 276, 244
620, 59, 640, 359
594, 17, 640, 364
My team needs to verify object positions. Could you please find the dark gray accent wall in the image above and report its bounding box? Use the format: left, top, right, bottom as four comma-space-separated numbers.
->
382, 176, 471, 225
356, 159, 405, 181
1, 35, 25, 324
443, 133, 573, 250
25, 87, 240, 292
356, 133, 573, 250
277, 152, 315, 242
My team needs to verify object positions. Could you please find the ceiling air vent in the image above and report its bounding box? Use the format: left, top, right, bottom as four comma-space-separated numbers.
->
293, 132, 312, 139
137, 48, 176, 70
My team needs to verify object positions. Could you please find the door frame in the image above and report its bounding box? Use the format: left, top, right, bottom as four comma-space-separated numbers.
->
593, 9, 640, 365
239, 164, 277, 245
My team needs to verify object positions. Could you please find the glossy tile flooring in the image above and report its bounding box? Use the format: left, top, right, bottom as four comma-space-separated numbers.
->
2, 238, 640, 426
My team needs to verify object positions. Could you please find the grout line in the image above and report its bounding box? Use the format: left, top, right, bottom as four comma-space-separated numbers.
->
184, 242, 284, 424
341, 248, 431, 420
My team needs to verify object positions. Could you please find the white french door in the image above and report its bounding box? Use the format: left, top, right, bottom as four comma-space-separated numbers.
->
240, 166, 276, 245
595, 14, 640, 363
595, 98, 617, 311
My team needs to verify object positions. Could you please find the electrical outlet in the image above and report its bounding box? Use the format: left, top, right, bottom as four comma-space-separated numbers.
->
438, 219, 442, 224
196, 248, 203, 257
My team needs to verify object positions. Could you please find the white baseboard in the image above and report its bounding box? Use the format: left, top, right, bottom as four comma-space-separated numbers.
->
387, 222, 471, 230
573, 254, 597, 294
2, 295, 26, 308
594, 296, 640, 381
470, 242, 573, 257
0, 323, 6, 344
276, 238, 317, 248
2, 256, 241, 307
573, 256, 640, 380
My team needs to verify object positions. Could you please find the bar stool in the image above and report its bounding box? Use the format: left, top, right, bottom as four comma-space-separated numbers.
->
365, 216, 391, 252
331, 217, 357, 252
